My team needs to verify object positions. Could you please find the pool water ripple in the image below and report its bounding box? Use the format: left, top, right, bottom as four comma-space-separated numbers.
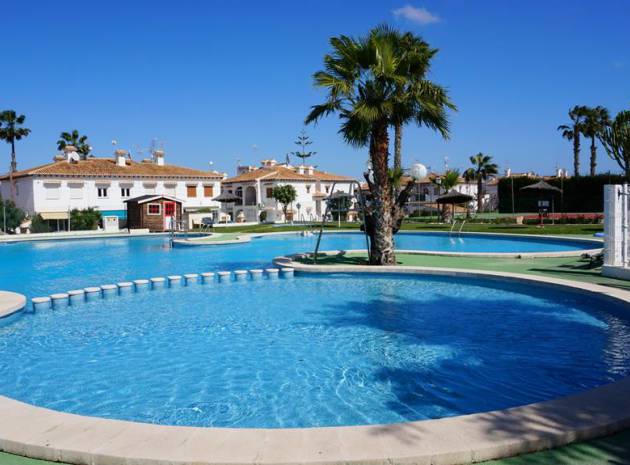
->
0, 273, 629, 428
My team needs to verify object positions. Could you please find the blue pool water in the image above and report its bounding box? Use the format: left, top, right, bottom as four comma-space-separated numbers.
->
1, 273, 629, 428
0, 232, 600, 298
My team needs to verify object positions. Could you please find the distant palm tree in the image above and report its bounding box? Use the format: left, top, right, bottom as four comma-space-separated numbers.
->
383, 27, 455, 172
580, 106, 610, 176
433, 168, 460, 193
305, 26, 454, 265
0, 110, 31, 200
558, 105, 588, 176
464, 153, 498, 212
57, 130, 91, 159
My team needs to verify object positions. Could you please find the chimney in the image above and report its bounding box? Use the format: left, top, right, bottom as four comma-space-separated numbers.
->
505, 168, 512, 177
63, 145, 80, 163
115, 149, 128, 167
296, 165, 305, 175
153, 149, 165, 166
261, 159, 277, 168
306, 165, 314, 176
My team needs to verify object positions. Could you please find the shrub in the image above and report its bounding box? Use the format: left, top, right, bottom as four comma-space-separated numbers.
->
259, 210, 267, 222
498, 173, 624, 213
0, 198, 26, 232
70, 208, 102, 230
30, 214, 50, 233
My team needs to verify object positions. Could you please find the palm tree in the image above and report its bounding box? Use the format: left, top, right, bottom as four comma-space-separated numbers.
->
580, 106, 610, 176
558, 105, 588, 176
384, 28, 455, 172
463, 153, 498, 212
432, 169, 460, 220
601, 109, 630, 181
305, 26, 454, 265
0, 110, 31, 200
57, 130, 91, 159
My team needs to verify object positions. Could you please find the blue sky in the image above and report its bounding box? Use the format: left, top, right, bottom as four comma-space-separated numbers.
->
3, 0, 629, 178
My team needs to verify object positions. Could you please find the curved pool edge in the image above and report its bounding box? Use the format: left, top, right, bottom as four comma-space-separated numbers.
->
0, 291, 26, 321
2, 267, 630, 465
173, 229, 602, 257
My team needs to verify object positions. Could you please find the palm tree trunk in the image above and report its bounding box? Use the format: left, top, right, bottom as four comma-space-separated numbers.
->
9, 138, 17, 201
573, 128, 580, 176
477, 176, 483, 212
368, 119, 396, 265
394, 121, 402, 172
590, 136, 597, 176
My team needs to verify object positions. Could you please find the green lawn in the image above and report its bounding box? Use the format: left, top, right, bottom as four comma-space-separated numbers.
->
203, 221, 603, 236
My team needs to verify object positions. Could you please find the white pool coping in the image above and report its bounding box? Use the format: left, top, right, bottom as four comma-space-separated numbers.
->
171, 229, 602, 258
1, 265, 630, 464
0, 291, 26, 320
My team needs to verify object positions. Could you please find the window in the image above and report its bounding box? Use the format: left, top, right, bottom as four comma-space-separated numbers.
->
266, 187, 273, 197
120, 187, 131, 198
143, 183, 156, 195
164, 184, 177, 197
324, 185, 330, 193
187, 185, 197, 197
306, 185, 311, 193
147, 203, 161, 215
44, 183, 60, 200
97, 187, 109, 198
203, 185, 214, 197
68, 183, 83, 199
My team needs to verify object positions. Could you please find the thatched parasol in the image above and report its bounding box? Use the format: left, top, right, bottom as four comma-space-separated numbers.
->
436, 189, 474, 221
520, 180, 562, 226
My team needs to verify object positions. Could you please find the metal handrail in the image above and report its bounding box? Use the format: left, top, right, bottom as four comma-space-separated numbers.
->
458, 220, 466, 236
313, 180, 370, 263
449, 220, 458, 236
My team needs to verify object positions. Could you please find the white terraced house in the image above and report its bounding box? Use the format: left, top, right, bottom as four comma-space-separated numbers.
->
0, 147, 224, 230
220, 159, 356, 223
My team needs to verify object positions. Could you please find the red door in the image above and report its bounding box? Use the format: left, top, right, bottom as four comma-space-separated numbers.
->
163, 202, 176, 229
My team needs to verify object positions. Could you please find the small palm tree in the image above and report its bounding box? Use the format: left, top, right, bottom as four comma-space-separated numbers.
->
433, 169, 460, 193
57, 130, 91, 159
463, 153, 498, 212
558, 105, 588, 176
0, 110, 31, 200
305, 26, 454, 265
580, 106, 610, 176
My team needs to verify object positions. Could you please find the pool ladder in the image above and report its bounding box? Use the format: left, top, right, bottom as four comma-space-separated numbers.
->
449, 220, 466, 237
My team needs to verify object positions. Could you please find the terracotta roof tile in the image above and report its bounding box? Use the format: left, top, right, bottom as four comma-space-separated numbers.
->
222, 165, 352, 184
0, 158, 223, 180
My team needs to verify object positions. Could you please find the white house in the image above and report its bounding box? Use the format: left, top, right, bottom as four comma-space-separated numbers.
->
220, 159, 356, 223
404, 172, 499, 214
0, 147, 224, 230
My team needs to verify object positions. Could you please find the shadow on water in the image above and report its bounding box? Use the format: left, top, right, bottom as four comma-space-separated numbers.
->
312, 293, 630, 463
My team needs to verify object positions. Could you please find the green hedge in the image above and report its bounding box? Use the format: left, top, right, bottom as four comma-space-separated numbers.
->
498, 173, 624, 213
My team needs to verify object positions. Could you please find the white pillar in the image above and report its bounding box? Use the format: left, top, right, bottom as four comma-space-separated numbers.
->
604, 184, 626, 267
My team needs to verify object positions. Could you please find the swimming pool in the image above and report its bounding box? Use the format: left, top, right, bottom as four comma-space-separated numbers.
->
1, 272, 629, 428
0, 232, 601, 298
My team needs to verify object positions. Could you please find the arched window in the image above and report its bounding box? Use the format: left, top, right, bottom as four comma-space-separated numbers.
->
244, 186, 257, 205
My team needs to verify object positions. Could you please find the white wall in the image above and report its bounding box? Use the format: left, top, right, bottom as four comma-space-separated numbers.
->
5, 177, 221, 215
223, 179, 354, 223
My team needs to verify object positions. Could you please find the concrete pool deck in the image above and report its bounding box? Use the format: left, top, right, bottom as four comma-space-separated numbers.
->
2, 263, 630, 465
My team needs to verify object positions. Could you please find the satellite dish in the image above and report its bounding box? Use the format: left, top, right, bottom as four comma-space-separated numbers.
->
410, 163, 428, 180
